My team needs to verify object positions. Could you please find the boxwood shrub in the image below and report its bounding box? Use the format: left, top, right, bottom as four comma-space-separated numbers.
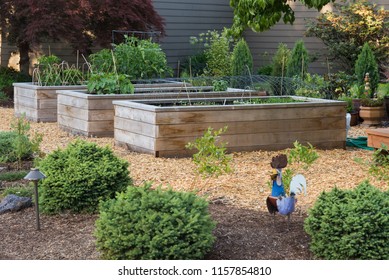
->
38, 140, 131, 214
304, 181, 388, 259
95, 183, 216, 260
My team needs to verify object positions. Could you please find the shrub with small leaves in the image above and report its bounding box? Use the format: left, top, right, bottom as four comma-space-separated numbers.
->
38, 140, 131, 214
304, 181, 389, 259
95, 183, 216, 260
186, 126, 232, 177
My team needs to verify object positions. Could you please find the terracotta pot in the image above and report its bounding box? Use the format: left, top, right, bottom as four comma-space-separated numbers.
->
359, 106, 386, 125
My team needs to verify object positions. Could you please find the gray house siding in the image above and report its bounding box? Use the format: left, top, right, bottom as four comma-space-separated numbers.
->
1, 1, 388, 75
153, 0, 234, 75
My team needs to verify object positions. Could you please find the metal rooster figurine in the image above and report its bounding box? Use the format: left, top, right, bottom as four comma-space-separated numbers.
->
266, 154, 307, 223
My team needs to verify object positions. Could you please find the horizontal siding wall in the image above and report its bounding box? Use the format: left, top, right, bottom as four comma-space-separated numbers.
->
1, 1, 388, 75
153, 0, 234, 76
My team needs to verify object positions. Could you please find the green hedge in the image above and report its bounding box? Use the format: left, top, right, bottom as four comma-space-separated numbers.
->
304, 181, 388, 259
95, 183, 216, 259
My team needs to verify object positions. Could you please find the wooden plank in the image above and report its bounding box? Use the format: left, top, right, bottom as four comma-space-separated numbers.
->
38, 99, 57, 109
155, 129, 346, 151
155, 106, 345, 124
58, 93, 89, 109
115, 105, 156, 124
58, 104, 89, 121
58, 114, 88, 132
156, 117, 345, 137
366, 128, 389, 149
115, 128, 155, 150
115, 117, 157, 138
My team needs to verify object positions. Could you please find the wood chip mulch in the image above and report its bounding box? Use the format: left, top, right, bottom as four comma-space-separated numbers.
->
0, 107, 388, 260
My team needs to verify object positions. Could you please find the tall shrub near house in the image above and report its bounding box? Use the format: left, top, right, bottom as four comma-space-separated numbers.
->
231, 38, 253, 76
271, 43, 290, 77
354, 42, 380, 94
286, 40, 309, 78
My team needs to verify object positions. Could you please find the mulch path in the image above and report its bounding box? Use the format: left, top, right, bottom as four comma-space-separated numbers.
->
0, 107, 388, 260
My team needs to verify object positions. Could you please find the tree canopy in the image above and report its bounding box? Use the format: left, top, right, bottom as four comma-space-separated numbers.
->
0, 0, 165, 74
229, 0, 335, 36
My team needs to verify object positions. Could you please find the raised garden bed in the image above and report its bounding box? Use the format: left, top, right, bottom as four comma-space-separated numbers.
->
57, 88, 264, 137
113, 96, 347, 157
13, 83, 86, 122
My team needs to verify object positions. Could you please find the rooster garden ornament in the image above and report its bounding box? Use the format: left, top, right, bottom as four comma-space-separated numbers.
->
266, 154, 307, 219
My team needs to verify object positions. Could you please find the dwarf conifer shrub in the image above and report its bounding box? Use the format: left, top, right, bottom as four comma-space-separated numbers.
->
354, 42, 379, 93
286, 40, 309, 78
304, 181, 389, 259
38, 140, 131, 214
95, 183, 216, 260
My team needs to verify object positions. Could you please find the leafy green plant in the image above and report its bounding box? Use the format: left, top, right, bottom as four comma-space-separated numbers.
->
186, 126, 232, 177
0, 170, 28, 181
376, 83, 389, 99
357, 144, 389, 182
354, 43, 380, 94
191, 29, 233, 77
212, 79, 228, 91
38, 140, 132, 214
0, 115, 42, 167
286, 40, 309, 78
294, 74, 328, 99
271, 43, 290, 77
288, 141, 319, 169
338, 95, 355, 113
95, 183, 216, 260
282, 141, 319, 193
33, 55, 86, 86
87, 72, 134, 94
1, 184, 34, 198
0, 66, 30, 98
304, 181, 389, 259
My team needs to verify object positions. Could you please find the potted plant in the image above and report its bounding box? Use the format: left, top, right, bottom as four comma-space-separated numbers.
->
13, 54, 88, 122
359, 97, 385, 125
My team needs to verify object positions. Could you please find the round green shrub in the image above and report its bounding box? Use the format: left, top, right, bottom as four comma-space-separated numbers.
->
38, 140, 131, 214
304, 181, 389, 259
95, 183, 216, 260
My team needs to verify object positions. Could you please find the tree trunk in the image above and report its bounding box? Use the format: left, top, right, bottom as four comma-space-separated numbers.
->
18, 43, 30, 75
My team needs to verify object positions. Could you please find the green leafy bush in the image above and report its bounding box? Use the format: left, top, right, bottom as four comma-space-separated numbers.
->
38, 140, 131, 214
186, 126, 232, 177
190, 30, 233, 77
95, 183, 216, 260
212, 79, 228, 91
304, 181, 389, 259
0, 115, 42, 166
89, 36, 172, 80
2, 184, 34, 199
87, 72, 134, 94
294, 74, 328, 99
354, 43, 380, 94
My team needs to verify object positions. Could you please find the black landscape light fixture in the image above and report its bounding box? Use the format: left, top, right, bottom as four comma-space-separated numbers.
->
24, 168, 46, 230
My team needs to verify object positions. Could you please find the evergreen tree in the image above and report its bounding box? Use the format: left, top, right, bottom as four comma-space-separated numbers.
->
271, 43, 290, 77
231, 38, 253, 76
354, 42, 379, 94
286, 40, 309, 78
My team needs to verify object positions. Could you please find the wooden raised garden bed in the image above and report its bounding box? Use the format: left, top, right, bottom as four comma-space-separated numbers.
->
113, 96, 347, 157
13, 82, 87, 122
366, 128, 389, 149
57, 88, 264, 137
